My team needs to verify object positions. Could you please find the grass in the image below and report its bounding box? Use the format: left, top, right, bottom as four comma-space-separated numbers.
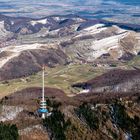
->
127, 55, 140, 68
0, 64, 105, 99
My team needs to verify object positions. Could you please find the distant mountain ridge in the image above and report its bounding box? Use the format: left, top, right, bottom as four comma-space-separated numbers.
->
0, 14, 140, 35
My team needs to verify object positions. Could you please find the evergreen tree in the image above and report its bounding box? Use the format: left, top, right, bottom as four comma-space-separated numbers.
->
0, 122, 19, 140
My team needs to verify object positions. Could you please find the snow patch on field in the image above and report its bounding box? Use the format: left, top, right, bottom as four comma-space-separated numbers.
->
0, 53, 19, 68
11, 21, 14, 25
75, 24, 107, 38
0, 105, 23, 122
79, 89, 90, 94
0, 21, 5, 31
83, 24, 107, 34
53, 17, 61, 21
0, 21, 11, 38
52, 17, 66, 22
84, 24, 105, 32
0, 43, 44, 68
30, 19, 48, 26
89, 32, 128, 59
72, 17, 86, 22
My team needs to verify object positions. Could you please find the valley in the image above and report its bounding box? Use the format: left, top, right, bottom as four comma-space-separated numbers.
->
0, 64, 105, 99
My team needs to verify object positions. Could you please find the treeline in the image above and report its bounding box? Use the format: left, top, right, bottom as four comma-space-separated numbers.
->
0, 122, 19, 140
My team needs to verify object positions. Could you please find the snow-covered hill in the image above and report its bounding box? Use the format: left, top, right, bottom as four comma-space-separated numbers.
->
0, 15, 140, 80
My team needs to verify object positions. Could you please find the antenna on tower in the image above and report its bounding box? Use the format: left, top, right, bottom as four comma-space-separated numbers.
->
38, 65, 49, 119
42, 65, 45, 103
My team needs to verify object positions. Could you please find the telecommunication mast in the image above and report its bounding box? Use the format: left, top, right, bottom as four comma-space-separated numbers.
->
39, 66, 48, 119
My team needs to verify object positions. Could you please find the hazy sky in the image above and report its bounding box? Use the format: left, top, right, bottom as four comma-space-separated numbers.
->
0, 0, 139, 24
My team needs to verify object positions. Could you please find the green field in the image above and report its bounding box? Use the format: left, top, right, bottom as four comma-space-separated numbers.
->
0, 64, 105, 99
